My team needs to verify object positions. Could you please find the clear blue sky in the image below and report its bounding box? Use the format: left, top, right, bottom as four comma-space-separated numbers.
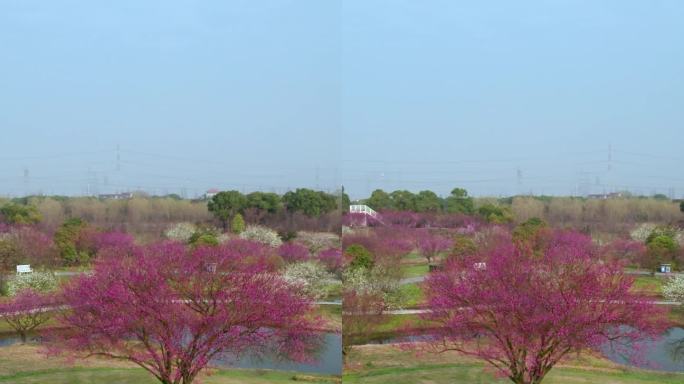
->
1, 1, 683, 199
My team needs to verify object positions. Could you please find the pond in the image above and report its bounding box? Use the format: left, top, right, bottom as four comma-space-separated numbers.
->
0, 332, 342, 376
213, 332, 341, 375
601, 327, 684, 372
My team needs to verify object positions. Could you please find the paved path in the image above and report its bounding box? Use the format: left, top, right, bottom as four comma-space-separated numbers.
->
384, 300, 683, 316
399, 270, 684, 286
316, 301, 342, 306
399, 276, 425, 285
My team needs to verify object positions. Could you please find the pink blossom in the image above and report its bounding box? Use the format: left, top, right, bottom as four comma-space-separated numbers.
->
423, 228, 666, 384
52, 241, 321, 384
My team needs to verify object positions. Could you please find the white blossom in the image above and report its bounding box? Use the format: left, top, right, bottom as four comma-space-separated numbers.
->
663, 275, 684, 304
7, 271, 58, 296
239, 225, 282, 247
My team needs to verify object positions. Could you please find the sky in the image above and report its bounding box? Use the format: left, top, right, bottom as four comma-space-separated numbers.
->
1, 1, 683, 199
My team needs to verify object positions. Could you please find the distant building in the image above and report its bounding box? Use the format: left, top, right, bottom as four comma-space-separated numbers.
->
587, 192, 624, 200
205, 189, 220, 200
98, 192, 134, 200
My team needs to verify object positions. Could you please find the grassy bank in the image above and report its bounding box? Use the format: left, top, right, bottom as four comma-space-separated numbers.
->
0, 368, 340, 384
344, 344, 684, 384
0, 344, 340, 384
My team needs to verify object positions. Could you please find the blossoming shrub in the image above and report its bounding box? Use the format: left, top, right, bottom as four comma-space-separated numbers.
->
239, 225, 282, 247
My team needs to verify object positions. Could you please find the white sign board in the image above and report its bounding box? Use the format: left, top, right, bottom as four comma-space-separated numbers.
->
16, 265, 32, 274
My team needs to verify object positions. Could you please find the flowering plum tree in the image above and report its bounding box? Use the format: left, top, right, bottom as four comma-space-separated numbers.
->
0, 289, 58, 343
423, 229, 665, 384
282, 261, 335, 300
663, 274, 684, 304
55, 242, 320, 384
6, 271, 58, 296
239, 225, 282, 247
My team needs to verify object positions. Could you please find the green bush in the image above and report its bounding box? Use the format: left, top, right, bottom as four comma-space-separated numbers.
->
646, 234, 678, 270
346, 244, 373, 270
230, 213, 246, 234
189, 233, 219, 247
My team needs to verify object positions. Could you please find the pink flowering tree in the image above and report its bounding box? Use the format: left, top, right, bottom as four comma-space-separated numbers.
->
603, 239, 648, 267
415, 230, 452, 265
54, 242, 320, 384
318, 247, 343, 274
6, 225, 58, 268
277, 242, 310, 263
0, 289, 58, 343
423, 229, 665, 384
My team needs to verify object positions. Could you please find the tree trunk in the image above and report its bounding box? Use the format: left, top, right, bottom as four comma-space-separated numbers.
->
19, 331, 27, 343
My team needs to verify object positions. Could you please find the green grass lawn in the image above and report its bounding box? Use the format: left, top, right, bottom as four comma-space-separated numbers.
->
397, 283, 424, 308
402, 252, 424, 262
632, 276, 665, 298
401, 264, 429, 278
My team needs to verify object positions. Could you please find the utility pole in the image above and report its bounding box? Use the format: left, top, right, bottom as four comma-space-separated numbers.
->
116, 144, 121, 171
23, 167, 29, 197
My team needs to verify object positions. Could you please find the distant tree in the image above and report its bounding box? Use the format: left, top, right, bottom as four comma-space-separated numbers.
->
445, 188, 474, 214
680, 201, 684, 213
423, 229, 665, 384
477, 203, 514, 223
415, 190, 442, 213
230, 213, 246, 234
53, 218, 89, 265
245, 192, 281, 214
282, 189, 336, 217
511, 217, 549, 252
653, 194, 669, 200
207, 191, 247, 231
0, 289, 57, 343
389, 190, 417, 211
0, 203, 42, 225
366, 189, 393, 211
54, 242, 320, 384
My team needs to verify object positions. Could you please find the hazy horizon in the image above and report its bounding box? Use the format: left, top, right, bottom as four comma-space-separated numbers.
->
2, 1, 683, 200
